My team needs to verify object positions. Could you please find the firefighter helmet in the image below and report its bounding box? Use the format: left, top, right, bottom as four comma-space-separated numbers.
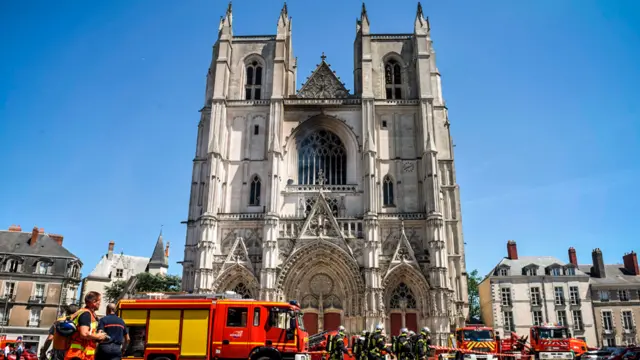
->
338, 325, 345, 332
375, 323, 384, 332
400, 327, 408, 335
421, 326, 431, 334
408, 330, 416, 337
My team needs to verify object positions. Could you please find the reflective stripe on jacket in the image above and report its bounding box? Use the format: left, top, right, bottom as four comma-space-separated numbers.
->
64, 309, 98, 360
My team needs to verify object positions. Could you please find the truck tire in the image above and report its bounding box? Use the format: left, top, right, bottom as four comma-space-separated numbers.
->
149, 356, 175, 360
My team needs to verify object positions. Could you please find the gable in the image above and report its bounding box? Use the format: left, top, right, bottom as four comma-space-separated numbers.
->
297, 56, 350, 99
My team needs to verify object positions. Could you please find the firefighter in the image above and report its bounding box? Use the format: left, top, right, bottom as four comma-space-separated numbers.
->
65, 291, 108, 360
414, 327, 431, 360
393, 328, 413, 360
40, 304, 80, 360
353, 331, 368, 360
368, 324, 394, 360
328, 326, 349, 360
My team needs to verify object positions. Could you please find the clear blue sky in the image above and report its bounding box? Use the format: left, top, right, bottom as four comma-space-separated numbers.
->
1, 0, 638, 279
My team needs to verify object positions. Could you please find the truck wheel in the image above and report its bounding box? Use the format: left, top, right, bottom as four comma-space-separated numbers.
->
255, 356, 275, 360
150, 357, 174, 360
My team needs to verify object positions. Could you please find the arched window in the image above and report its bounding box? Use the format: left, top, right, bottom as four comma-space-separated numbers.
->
5, 259, 20, 273
249, 175, 261, 206
383, 175, 395, 206
232, 282, 253, 299
35, 260, 53, 275
297, 130, 347, 185
389, 282, 417, 309
245, 60, 262, 100
385, 59, 402, 100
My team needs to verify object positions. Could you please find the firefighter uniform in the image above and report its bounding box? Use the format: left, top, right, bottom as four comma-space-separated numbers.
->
368, 325, 393, 360
414, 327, 431, 360
353, 331, 368, 360
64, 309, 99, 360
393, 329, 413, 360
328, 326, 349, 360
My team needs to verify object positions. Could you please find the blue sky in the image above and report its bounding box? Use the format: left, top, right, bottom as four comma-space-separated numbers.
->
1, 0, 638, 279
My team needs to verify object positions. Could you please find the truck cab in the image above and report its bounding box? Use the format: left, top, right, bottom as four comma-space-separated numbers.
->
440, 325, 497, 360
529, 324, 574, 360
117, 292, 309, 360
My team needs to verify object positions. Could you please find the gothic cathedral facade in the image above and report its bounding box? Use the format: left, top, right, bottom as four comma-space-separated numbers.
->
180, 3, 469, 343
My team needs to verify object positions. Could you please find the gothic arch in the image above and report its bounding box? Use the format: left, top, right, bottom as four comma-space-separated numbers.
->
383, 263, 431, 316
283, 115, 361, 184
277, 241, 364, 316
242, 54, 267, 101
212, 263, 259, 297
381, 52, 408, 100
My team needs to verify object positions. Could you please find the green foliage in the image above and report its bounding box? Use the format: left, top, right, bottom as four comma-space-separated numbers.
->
103, 273, 182, 303
467, 269, 483, 322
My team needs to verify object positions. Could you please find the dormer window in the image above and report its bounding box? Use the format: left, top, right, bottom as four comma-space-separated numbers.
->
36, 261, 52, 275
550, 267, 561, 276
497, 266, 510, 276
565, 267, 576, 276
5, 259, 19, 273
116, 268, 124, 278
245, 61, 262, 100
385, 59, 402, 100
546, 264, 563, 276
523, 267, 538, 276
67, 263, 80, 278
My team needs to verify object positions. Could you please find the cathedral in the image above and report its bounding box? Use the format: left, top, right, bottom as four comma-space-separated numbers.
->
179, 2, 469, 343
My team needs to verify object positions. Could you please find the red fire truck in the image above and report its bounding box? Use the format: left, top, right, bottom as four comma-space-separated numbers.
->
505, 323, 588, 360
438, 324, 498, 360
117, 292, 310, 360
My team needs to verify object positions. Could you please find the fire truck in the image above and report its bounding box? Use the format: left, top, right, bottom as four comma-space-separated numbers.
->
506, 323, 588, 360
116, 291, 310, 360
438, 324, 498, 360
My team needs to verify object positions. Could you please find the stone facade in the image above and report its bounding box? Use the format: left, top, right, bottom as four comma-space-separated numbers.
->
0, 225, 82, 352
80, 234, 169, 315
579, 249, 640, 347
179, 3, 469, 342
478, 241, 597, 346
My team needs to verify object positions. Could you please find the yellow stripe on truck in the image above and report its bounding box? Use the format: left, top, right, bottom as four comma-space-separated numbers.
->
148, 310, 181, 345
121, 310, 148, 325
181, 310, 210, 357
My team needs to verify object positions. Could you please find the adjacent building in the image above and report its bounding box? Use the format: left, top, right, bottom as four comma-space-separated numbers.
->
80, 233, 169, 315
479, 241, 597, 346
579, 249, 640, 347
0, 225, 82, 351
180, 2, 469, 339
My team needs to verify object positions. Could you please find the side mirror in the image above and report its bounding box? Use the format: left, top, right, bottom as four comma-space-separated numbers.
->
289, 317, 296, 330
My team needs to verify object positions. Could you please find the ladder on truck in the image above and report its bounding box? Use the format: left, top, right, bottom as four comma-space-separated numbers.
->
131, 290, 246, 300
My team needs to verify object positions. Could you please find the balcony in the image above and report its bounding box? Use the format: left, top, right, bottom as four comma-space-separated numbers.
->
570, 298, 581, 306
602, 328, 617, 336
28, 296, 47, 304
27, 320, 41, 328
623, 327, 636, 334
0, 294, 15, 302
0, 320, 8, 326
555, 298, 566, 306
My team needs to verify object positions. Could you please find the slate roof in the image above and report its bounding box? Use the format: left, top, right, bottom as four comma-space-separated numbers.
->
578, 264, 640, 286
0, 230, 79, 259
86, 252, 150, 280
484, 255, 588, 279
148, 233, 167, 267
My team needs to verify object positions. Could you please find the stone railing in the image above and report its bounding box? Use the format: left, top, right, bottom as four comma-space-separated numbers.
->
284, 184, 359, 194
217, 213, 265, 220
279, 219, 364, 239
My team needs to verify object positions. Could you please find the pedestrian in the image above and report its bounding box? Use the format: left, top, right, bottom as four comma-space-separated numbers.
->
64, 291, 107, 360
40, 304, 80, 360
96, 303, 129, 360
4, 343, 10, 359
16, 340, 24, 360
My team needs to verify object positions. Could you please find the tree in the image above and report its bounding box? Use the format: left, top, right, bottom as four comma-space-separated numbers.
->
467, 269, 483, 323
103, 273, 182, 303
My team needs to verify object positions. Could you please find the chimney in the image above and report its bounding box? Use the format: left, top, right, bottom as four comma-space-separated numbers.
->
49, 234, 64, 246
507, 240, 518, 260
108, 241, 115, 259
591, 248, 605, 278
623, 251, 639, 276
30, 226, 39, 246
8, 224, 22, 232
165, 242, 170, 258
568, 247, 578, 266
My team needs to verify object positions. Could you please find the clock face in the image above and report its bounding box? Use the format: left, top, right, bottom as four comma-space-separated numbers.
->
403, 162, 415, 172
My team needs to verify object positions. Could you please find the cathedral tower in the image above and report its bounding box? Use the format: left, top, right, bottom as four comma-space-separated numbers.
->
180, 3, 468, 343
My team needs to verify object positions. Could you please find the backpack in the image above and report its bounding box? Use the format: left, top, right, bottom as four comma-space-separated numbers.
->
55, 317, 78, 337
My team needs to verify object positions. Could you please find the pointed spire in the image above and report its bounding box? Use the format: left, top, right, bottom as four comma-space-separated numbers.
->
281, 2, 288, 17
360, 2, 370, 33
426, 132, 437, 153
320, 52, 327, 62
414, 1, 429, 34
149, 230, 168, 267
278, 1, 289, 28
220, 1, 233, 35
417, 2, 423, 18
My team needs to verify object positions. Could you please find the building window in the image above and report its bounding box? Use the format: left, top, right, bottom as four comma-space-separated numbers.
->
554, 286, 565, 305
572, 310, 583, 330
5, 259, 19, 273
249, 175, 261, 206
381, 120, 387, 128
557, 310, 568, 326
28, 308, 41, 327
34, 284, 45, 300
602, 311, 613, 331
115, 269, 124, 278
622, 310, 633, 331
532, 311, 543, 326
503, 311, 515, 332
245, 61, 262, 100
550, 267, 561, 276
254, 124, 259, 135
2, 282, 15, 299
36, 261, 51, 275
68, 264, 80, 278
599, 290, 609, 302
0, 309, 6, 326
530, 287, 542, 306
603, 338, 616, 347
384, 59, 402, 100
618, 290, 630, 302
389, 283, 417, 309
501, 288, 512, 307
524, 267, 537, 276
569, 286, 580, 305
297, 130, 347, 185
565, 267, 575, 275
499, 267, 509, 276
382, 175, 394, 206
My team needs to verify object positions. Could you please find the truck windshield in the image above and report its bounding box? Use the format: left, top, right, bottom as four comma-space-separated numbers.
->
538, 327, 569, 339
463, 330, 494, 341
296, 312, 306, 331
